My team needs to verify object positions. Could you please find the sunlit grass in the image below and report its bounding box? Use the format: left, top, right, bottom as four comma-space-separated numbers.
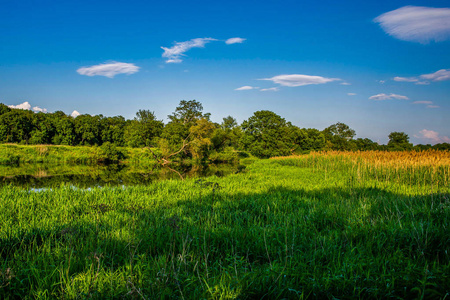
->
1, 152, 449, 298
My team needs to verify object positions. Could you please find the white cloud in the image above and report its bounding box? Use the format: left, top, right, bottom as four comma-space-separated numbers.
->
235, 86, 259, 91
8, 101, 31, 110
378, 80, 386, 84
260, 74, 340, 87
225, 37, 246, 45
393, 76, 419, 82
393, 69, 450, 85
347, 93, 357, 96
420, 69, 450, 81
374, 6, 450, 43
71, 110, 81, 118
412, 100, 439, 108
161, 38, 217, 63
77, 62, 140, 78
33, 106, 47, 113
340, 82, 351, 85
369, 93, 409, 100
260, 87, 279, 92
8, 101, 48, 113
415, 129, 450, 144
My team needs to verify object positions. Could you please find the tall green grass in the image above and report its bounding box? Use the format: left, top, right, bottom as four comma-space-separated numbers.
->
0, 144, 158, 165
1, 154, 449, 298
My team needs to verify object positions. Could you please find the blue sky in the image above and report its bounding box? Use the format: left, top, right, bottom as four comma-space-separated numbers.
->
1, 0, 449, 144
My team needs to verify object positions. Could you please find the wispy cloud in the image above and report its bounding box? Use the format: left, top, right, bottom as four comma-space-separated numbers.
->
369, 93, 409, 100
415, 129, 450, 144
77, 62, 140, 78
413, 100, 440, 108
71, 110, 81, 118
260, 87, 279, 92
347, 93, 357, 96
340, 82, 351, 85
235, 86, 259, 91
225, 37, 246, 45
161, 38, 217, 63
8, 101, 48, 113
260, 74, 340, 87
393, 76, 419, 82
374, 6, 450, 43
421, 69, 450, 81
393, 69, 450, 85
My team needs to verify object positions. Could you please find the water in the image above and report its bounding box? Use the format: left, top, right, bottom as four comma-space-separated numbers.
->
0, 163, 245, 188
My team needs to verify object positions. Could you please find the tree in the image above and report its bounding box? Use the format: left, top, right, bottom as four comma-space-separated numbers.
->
188, 118, 216, 160
74, 114, 103, 145
323, 122, 356, 150
387, 132, 412, 150
30, 112, 56, 144
0, 109, 33, 143
241, 110, 294, 158
51, 111, 76, 145
101, 116, 126, 146
296, 128, 326, 151
136, 110, 164, 146
0, 104, 11, 116
354, 138, 379, 151
168, 100, 204, 125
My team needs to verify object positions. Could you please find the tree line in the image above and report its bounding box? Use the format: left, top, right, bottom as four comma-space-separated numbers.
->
0, 100, 448, 159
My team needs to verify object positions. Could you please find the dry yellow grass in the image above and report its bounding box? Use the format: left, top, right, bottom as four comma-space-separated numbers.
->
271, 150, 450, 188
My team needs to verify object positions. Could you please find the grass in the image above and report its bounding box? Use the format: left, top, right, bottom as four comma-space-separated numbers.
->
0, 144, 158, 165
0, 151, 449, 299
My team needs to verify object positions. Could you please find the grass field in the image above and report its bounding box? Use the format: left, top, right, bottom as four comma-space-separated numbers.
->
1, 151, 449, 299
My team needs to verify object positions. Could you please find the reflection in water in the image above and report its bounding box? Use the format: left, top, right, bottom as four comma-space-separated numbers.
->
0, 163, 245, 188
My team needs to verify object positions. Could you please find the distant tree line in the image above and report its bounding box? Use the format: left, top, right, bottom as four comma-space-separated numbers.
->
0, 101, 448, 159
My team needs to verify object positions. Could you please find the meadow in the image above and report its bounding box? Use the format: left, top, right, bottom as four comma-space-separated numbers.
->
1, 151, 449, 299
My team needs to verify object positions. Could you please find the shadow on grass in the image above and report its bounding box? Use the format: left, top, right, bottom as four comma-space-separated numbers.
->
1, 184, 449, 298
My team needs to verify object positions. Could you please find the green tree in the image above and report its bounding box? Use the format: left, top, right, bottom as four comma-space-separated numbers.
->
354, 138, 379, 151
323, 122, 356, 150
135, 110, 164, 147
295, 128, 326, 151
168, 100, 204, 125
189, 118, 216, 160
101, 116, 126, 146
51, 111, 76, 145
0, 109, 33, 143
387, 132, 412, 150
0, 103, 12, 116
30, 112, 56, 144
159, 100, 209, 159
74, 114, 103, 145
241, 110, 294, 158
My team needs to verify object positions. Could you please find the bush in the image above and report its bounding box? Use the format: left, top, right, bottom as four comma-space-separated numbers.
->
98, 142, 125, 163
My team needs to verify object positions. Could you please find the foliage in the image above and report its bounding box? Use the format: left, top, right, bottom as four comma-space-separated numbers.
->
323, 122, 356, 150
241, 110, 295, 157
0, 101, 448, 158
98, 142, 125, 163
388, 131, 413, 151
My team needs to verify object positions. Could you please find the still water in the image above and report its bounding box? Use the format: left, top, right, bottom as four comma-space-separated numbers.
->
0, 163, 245, 188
